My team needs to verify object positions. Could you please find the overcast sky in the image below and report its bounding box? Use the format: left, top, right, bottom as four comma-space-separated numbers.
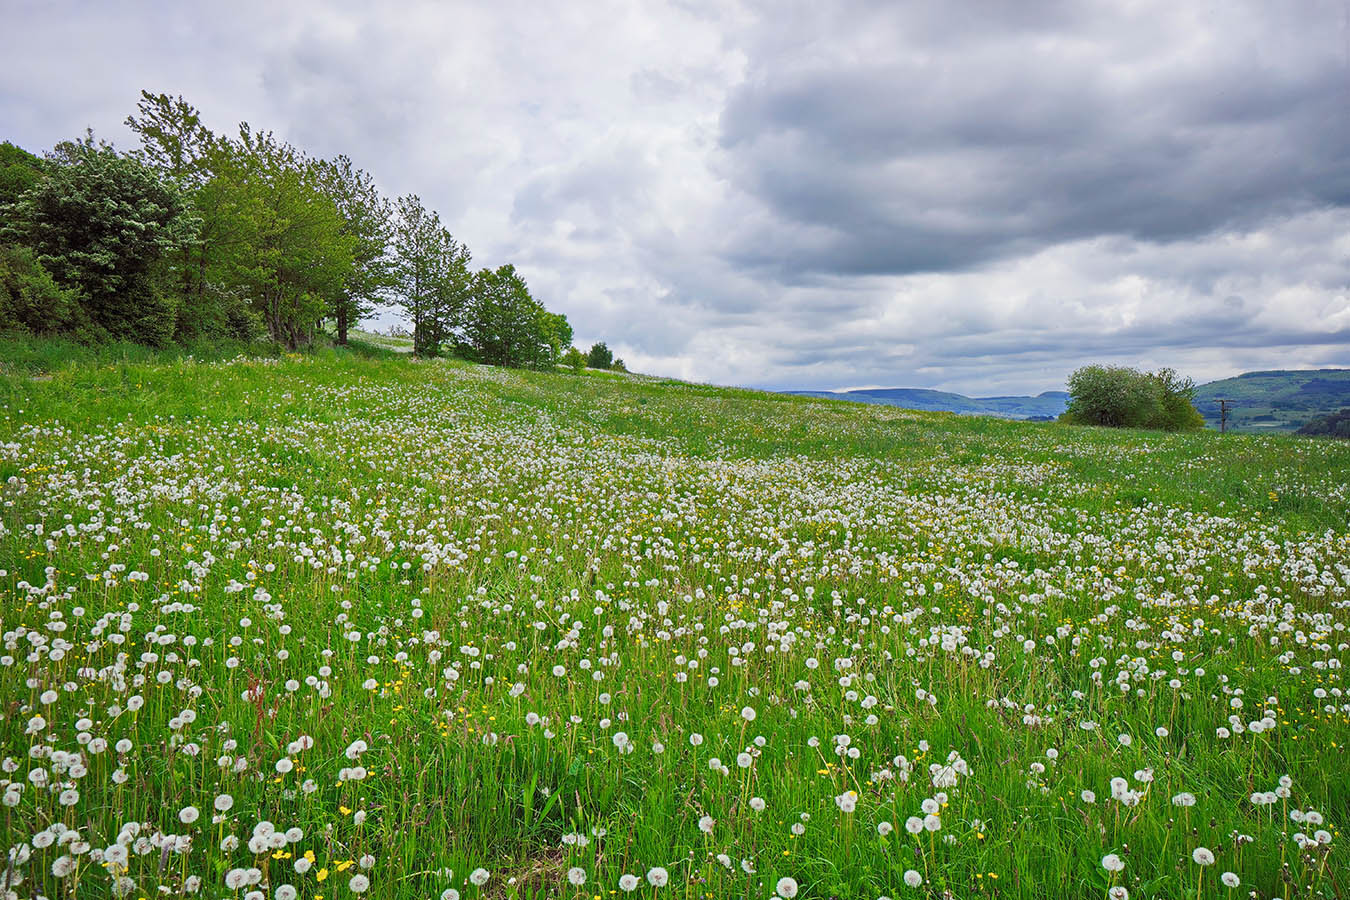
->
4, 0, 1348, 394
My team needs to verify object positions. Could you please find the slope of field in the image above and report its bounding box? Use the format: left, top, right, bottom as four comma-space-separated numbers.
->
1193, 368, 1350, 432
2, 353, 1348, 900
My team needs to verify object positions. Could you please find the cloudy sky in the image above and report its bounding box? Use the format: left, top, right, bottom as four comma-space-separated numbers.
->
4, 0, 1348, 394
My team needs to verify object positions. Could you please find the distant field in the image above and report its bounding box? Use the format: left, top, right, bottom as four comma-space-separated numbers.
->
2, 352, 1348, 900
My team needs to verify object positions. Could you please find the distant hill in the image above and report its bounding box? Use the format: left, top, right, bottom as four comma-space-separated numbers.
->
786, 369, 1350, 431
784, 387, 1070, 420
1193, 369, 1350, 432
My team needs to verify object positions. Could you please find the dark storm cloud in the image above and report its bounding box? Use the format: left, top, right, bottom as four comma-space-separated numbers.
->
716, 1, 1350, 279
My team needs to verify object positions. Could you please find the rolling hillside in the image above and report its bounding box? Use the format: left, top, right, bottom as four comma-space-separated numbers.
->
1193, 369, 1350, 431
785, 387, 1069, 420
790, 369, 1350, 431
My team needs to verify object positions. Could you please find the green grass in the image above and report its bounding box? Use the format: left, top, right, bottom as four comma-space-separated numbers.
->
1, 352, 1348, 900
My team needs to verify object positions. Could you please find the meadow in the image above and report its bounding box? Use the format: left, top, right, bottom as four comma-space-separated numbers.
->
2, 350, 1348, 900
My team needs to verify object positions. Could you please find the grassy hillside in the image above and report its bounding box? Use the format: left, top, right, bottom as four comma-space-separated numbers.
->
1192, 368, 1350, 432
1, 352, 1348, 900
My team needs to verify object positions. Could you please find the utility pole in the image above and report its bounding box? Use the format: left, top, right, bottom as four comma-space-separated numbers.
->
1216, 398, 1233, 433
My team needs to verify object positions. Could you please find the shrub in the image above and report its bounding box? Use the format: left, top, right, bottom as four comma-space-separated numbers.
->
0, 244, 80, 335
562, 346, 586, 372
1061, 365, 1204, 432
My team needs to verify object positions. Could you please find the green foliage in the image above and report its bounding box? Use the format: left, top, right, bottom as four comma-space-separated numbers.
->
536, 311, 573, 367
611, 357, 627, 373
1296, 407, 1350, 438
125, 91, 221, 189
0, 244, 80, 335
562, 345, 586, 372
1062, 364, 1204, 431
587, 341, 613, 370
311, 155, 393, 344
5, 90, 575, 369
0, 141, 45, 207
4, 133, 191, 344
390, 194, 470, 356
466, 264, 553, 367
200, 126, 354, 349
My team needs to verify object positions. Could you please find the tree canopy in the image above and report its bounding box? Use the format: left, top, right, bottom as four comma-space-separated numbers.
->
1, 91, 599, 368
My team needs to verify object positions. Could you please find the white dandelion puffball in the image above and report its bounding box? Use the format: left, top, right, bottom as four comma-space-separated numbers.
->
469, 868, 490, 886
619, 874, 640, 892
567, 867, 586, 886
903, 869, 922, 888
1221, 872, 1240, 888
741, 706, 757, 722
1193, 848, 1215, 866
647, 866, 669, 887
1102, 854, 1124, 873
776, 876, 799, 898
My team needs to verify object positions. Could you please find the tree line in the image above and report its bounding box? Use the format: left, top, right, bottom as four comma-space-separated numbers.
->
0, 91, 613, 370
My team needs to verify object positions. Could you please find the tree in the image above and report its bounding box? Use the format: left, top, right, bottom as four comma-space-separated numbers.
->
125, 91, 221, 190
1151, 367, 1205, 431
201, 126, 353, 349
0, 142, 45, 208
562, 345, 586, 372
536, 311, 573, 367
125, 91, 224, 340
390, 194, 467, 356
1061, 364, 1204, 431
611, 357, 628, 373
311, 155, 392, 345
466, 264, 551, 367
4, 133, 191, 344
428, 234, 473, 354
587, 341, 613, 370
1296, 408, 1350, 439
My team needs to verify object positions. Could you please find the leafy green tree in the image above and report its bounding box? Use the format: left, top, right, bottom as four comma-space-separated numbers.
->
562, 345, 586, 372
428, 235, 473, 354
586, 341, 613, 370
1062, 364, 1204, 431
466, 264, 551, 367
311, 155, 393, 345
0, 142, 45, 208
536, 311, 573, 367
201, 126, 353, 349
611, 357, 628, 373
0, 244, 80, 335
391, 194, 467, 356
4, 133, 191, 344
125, 91, 220, 189
125, 91, 228, 339
1151, 367, 1205, 431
